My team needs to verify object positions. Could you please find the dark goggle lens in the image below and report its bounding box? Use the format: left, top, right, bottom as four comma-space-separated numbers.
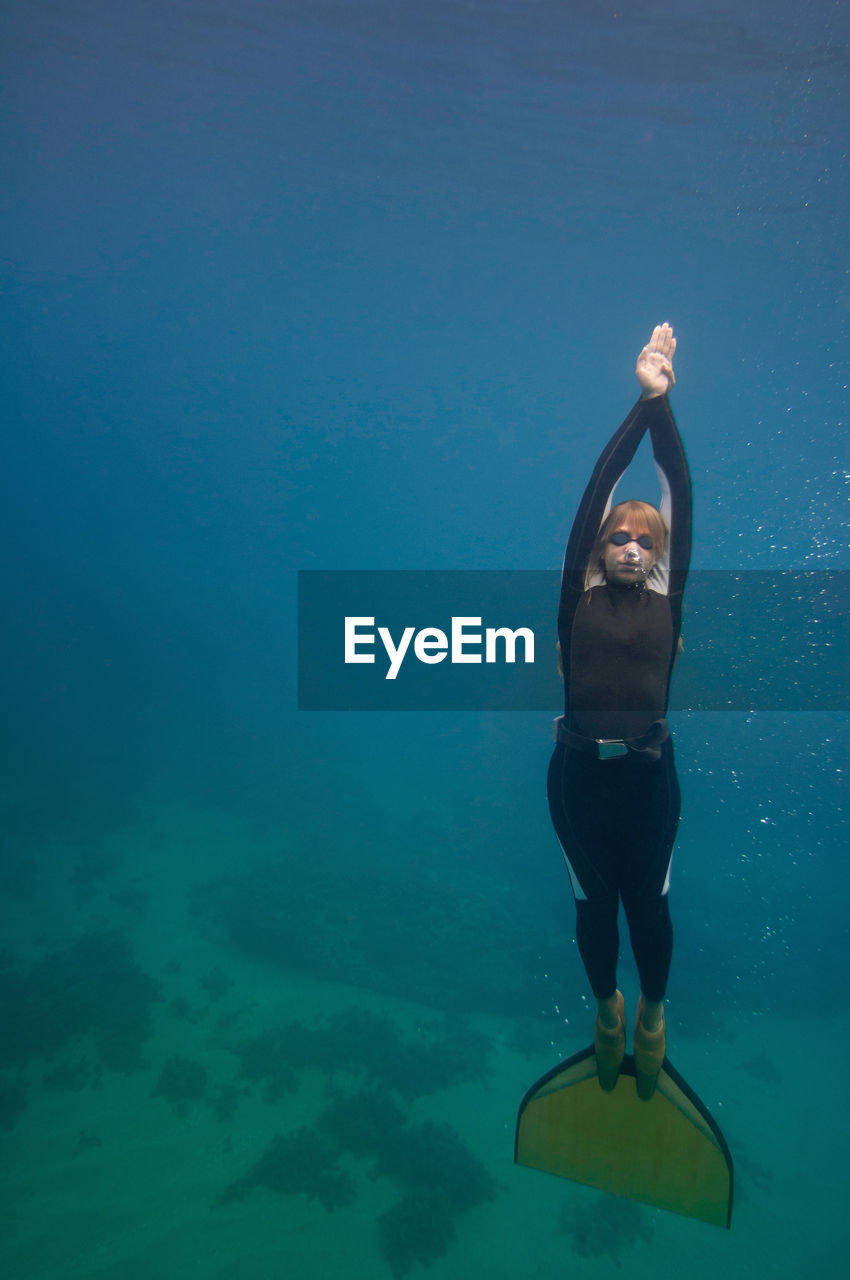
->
609, 531, 653, 550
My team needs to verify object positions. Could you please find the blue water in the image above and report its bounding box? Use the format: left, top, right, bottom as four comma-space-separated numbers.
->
2, 2, 849, 1276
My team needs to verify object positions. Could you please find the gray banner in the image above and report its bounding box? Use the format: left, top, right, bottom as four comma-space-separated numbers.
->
298, 571, 849, 711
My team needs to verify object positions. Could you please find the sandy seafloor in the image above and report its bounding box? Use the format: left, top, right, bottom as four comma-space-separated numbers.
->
3, 800, 846, 1280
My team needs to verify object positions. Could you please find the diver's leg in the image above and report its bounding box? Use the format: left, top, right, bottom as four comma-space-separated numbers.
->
574, 896, 620, 999
619, 742, 681, 1098
625, 894, 673, 1007
548, 745, 622, 990
548, 744, 625, 1089
625, 899, 670, 1098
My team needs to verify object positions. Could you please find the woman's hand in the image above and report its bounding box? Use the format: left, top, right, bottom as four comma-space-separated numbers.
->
636, 323, 676, 398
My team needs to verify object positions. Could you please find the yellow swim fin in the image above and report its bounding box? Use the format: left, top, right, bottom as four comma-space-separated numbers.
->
515, 1047, 733, 1228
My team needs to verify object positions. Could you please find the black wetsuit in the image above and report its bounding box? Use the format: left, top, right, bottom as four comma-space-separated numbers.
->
547, 394, 692, 1003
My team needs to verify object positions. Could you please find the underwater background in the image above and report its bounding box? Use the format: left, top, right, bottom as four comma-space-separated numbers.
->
2, 1, 848, 1276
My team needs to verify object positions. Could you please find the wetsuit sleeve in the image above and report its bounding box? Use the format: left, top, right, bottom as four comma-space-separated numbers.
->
647, 394, 692, 603
559, 397, 659, 601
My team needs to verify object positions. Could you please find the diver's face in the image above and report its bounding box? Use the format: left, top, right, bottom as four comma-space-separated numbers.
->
603, 528, 657, 585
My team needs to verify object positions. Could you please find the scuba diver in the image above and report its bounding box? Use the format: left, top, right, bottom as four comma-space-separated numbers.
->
547, 322, 691, 1100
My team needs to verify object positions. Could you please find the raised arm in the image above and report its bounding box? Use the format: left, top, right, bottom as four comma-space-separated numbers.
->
562, 323, 690, 590
638, 321, 691, 597
648, 396, 692, 599
561, 398, 657, 591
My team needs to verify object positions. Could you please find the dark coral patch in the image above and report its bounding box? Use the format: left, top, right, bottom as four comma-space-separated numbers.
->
560, 1194, 653, 1265
217, 1127, 356, 1212
0, 931, 160, 1074
379, 1193, 456, 1279
152, 1055, 209, 1117
230, 1006, 492, 1103
0, 1074, 27, 1130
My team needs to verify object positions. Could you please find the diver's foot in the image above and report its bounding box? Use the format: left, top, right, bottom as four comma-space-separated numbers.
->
594, 990, 626, 1092
634, 996, 666, 1101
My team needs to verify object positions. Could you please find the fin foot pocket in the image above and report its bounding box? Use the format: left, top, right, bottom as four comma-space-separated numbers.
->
594, 990, 626, 1091
633, 998, 666, 1101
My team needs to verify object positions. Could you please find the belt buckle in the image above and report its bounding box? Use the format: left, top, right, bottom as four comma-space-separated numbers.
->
597, 739, 628, 759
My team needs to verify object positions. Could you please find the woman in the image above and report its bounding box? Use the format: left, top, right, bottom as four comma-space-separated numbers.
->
548, 323, 691, 1100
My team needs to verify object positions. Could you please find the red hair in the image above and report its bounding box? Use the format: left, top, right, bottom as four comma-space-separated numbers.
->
584, 500, 668, 592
